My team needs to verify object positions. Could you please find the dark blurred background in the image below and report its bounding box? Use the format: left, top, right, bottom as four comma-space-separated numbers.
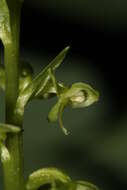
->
1, 0, 127, 190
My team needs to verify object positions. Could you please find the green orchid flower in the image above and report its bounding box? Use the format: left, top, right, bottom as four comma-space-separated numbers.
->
48, 82, 99, 135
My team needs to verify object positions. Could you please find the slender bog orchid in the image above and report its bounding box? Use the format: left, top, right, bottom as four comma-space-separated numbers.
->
0, 0, 100, 190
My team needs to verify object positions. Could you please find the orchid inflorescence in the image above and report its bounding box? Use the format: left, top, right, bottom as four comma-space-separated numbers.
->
0, 47, 99, 135
0, 0, 100, 190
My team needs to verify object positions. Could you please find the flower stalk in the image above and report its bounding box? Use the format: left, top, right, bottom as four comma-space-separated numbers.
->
0, 0, 25, 190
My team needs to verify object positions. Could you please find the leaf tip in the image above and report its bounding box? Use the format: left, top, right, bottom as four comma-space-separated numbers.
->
65, 46, 70, 52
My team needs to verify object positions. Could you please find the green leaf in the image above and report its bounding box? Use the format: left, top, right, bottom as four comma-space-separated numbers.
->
26, 167, 71, 190
22, 46, 70, 100
48, 82, 99, 135
15, 47, 70, 120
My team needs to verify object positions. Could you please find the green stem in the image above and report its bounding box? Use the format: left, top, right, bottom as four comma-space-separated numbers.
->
2, 3, 25, 190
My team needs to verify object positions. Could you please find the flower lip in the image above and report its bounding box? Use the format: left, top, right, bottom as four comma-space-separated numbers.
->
70, 91, 86, 104
68, 83, 99, 108
48, 82, 99, 135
